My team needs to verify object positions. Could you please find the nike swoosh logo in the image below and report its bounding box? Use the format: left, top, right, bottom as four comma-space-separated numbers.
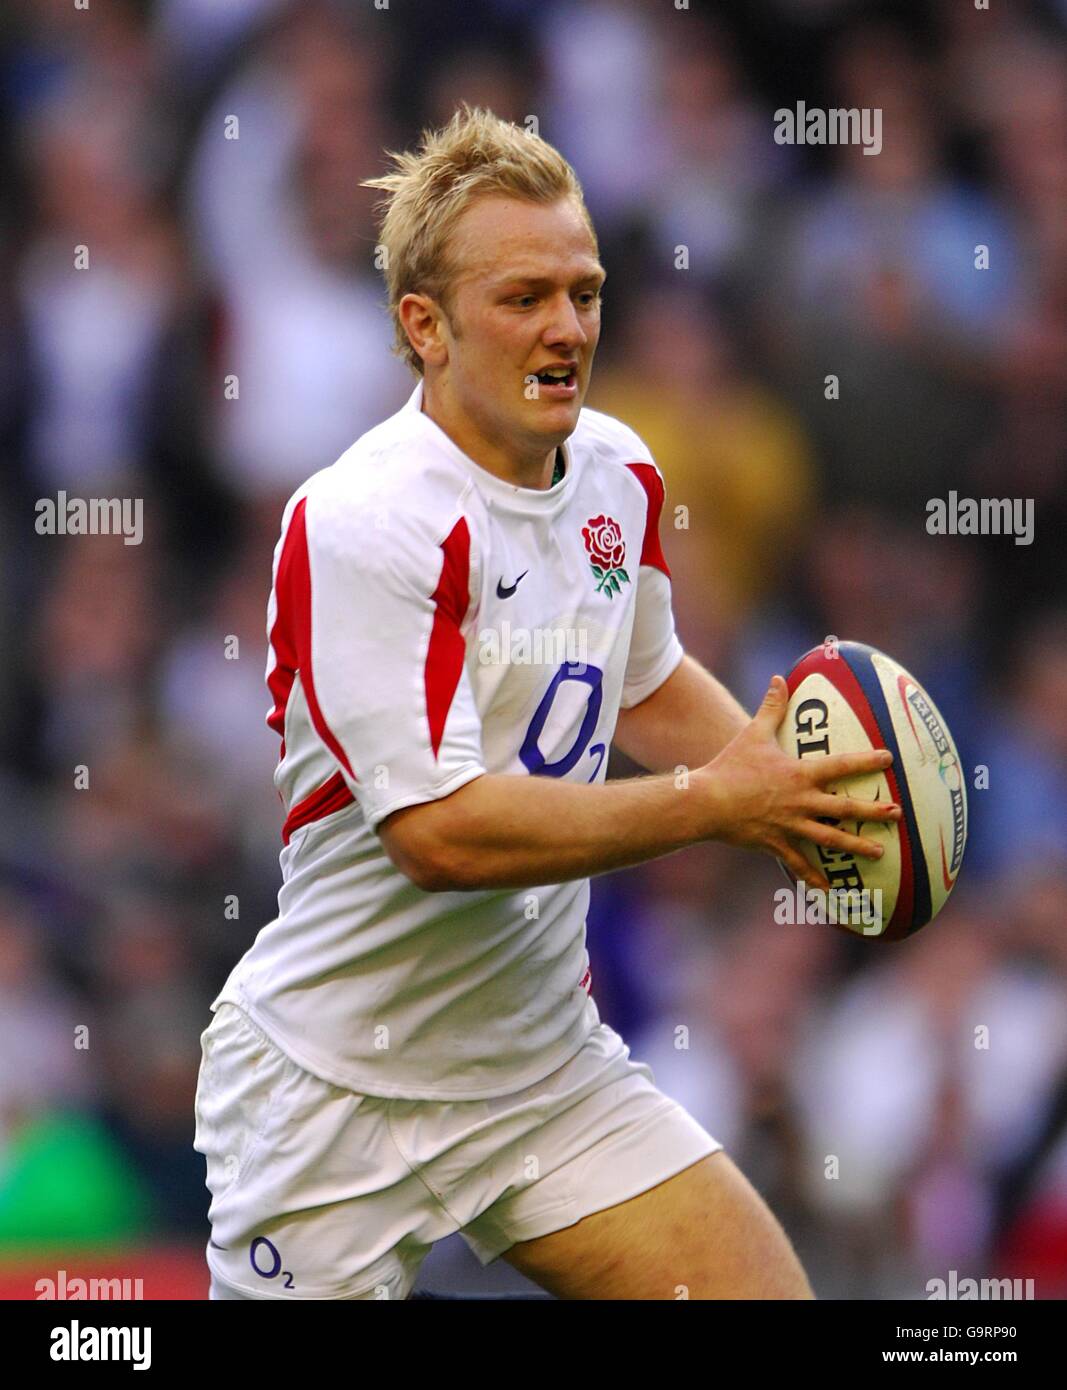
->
496, 570, 528, 599
939, 830, 957, 891
209, 1239, 229, 1250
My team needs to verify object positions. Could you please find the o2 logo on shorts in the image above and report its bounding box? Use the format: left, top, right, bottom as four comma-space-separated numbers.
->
250, 1236, 295, 1289
520, 662, 605, 781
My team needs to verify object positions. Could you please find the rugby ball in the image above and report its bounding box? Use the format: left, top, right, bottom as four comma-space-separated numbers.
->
776, 640, 967, 940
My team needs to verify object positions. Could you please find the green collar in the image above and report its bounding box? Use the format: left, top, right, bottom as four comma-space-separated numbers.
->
551, 449, 565, 486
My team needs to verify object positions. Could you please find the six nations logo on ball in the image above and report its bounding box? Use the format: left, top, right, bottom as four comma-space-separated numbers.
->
582, 514, 630, 599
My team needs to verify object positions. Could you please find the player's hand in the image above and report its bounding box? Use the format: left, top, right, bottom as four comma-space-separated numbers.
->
694, 675, 902, 892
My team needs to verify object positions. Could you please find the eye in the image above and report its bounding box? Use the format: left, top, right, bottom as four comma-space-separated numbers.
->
510, 294, 538, 308
577, 289, 602, 307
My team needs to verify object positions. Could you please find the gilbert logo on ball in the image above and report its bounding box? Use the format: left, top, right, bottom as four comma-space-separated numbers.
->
777, 641, 967, 940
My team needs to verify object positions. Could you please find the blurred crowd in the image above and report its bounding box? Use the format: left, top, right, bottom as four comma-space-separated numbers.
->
0, 0, 1065, 1297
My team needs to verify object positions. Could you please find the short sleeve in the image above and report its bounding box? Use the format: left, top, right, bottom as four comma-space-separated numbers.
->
294, 488, 486, 830
619, 461, 685, 709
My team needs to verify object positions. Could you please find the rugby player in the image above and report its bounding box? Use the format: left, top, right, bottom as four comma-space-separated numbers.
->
194, 107, 898, 1300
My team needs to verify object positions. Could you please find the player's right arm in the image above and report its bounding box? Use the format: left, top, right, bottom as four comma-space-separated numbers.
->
287, 480, 896, 896
380, 677, 901, 894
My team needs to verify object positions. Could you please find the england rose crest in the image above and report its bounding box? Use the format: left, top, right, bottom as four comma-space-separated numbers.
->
582, 514, 630, 598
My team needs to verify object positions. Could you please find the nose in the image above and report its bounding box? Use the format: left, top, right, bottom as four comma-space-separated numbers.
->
542, 293, 588, 354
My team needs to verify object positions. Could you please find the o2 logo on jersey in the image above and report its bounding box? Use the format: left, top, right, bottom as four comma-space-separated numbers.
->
520, 662, 605, 781
250, 1236, 295, 1289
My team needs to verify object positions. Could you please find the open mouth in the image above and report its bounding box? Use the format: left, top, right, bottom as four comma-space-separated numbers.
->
534, 368, 577, 390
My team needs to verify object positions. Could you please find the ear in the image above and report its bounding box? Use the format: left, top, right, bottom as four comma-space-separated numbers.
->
398, 292, 449, 370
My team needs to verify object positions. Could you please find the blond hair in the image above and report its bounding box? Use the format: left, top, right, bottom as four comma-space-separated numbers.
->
362, 105, 597, 375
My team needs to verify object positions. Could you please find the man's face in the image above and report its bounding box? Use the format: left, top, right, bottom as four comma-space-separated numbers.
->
434, 194, 604, 459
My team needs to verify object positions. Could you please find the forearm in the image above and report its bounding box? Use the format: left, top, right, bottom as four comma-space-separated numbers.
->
381, 676, 899, 897
382, 768, 709, 892
613, 653, 749, 773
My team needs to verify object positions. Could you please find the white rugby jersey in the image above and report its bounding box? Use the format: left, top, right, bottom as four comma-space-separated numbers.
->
212, 380, 685, 1099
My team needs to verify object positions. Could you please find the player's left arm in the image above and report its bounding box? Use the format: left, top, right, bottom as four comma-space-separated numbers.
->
612, 455, 749, 774
613, 652, 749, 774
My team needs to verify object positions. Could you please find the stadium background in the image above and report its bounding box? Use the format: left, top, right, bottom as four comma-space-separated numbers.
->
0, 0, 1065, 1299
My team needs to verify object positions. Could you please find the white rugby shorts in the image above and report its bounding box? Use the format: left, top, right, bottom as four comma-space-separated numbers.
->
194, 1002, 721, 1299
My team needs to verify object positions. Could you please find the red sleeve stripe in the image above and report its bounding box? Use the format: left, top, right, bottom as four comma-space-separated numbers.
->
625, 462, 671, 579
266, 607, 296, 763
269, 495, 356, 781
425, 517, 471, 760
282, 771, 355, 845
